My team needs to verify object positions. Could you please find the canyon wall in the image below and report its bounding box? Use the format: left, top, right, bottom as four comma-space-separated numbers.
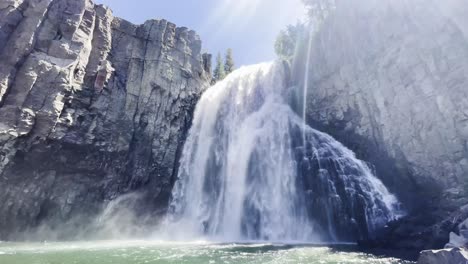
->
0, 0, 211, 239
294, 0, 468, 249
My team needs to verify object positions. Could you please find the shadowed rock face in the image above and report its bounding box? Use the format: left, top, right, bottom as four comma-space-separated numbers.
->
0, 0, 211, 239
291, 0, 468, 250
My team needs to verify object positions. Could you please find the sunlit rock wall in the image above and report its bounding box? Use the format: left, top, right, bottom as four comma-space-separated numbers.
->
0, 0, 211, 239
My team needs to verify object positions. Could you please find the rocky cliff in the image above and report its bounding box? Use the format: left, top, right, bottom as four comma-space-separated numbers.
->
0, 0, 211, 239
293, 0, 468, 250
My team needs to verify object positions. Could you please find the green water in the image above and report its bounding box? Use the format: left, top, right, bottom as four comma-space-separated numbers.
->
0, 241, 414, 264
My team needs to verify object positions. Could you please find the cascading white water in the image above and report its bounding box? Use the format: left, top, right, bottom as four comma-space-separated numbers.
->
302, 29, 313, 146
165, 62, 400, 243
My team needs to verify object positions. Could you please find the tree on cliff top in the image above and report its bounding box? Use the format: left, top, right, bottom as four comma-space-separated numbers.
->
213, 52, 226, 81
275, 0, 335, 60
275, 24, 306, 59
224, 48, 235, 75
213, 49, 235, 82
302, 0, 336, 22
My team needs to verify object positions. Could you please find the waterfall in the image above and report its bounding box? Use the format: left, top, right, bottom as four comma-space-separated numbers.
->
165, 62, 399, 243
302, 29, 313, 146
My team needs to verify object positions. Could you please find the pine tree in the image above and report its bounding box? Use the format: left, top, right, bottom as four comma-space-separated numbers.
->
275, 24, 306, 59
302, 0, 336, 23
224, 48, 235, 75
213, 52, 226, 81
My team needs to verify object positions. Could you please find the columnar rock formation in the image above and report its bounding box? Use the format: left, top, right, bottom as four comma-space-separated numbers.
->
0, 0, 211, 239
293, 0, 468, 249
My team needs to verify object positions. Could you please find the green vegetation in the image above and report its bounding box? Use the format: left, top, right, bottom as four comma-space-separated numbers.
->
224, 48, 235, 75
302, 0, 336, 21
213, 49, 236, 82
213, 53, 226, 81
274, 0, 336, 61
274, 24, 306, 60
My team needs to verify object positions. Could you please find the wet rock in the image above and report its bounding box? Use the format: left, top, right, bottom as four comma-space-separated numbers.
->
459, 218, 468, 231
417, 248, 468, 264
460, 230, 468, 240
445, 232, 468, 248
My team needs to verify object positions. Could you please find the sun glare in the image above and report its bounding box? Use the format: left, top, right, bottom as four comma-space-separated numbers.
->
202, 0, 262, 31
201, 0, 305, 36
197, 0, 306, 65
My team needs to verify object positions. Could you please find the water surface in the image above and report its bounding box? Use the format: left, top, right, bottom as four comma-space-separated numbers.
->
0, 241, 414, 264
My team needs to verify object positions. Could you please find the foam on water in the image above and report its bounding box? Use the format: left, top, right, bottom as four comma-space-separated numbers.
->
0, 241, 413, 264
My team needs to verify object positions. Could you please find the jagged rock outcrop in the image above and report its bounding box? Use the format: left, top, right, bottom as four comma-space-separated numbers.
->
292, 0, 468, 249
0, 0, 211, 239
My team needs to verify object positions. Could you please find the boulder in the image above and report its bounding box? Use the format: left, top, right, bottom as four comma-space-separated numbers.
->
445, 232, 468, 248
418, 248, 468, 264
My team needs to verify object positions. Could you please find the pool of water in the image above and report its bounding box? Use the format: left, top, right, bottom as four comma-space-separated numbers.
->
0, 241, 415, 264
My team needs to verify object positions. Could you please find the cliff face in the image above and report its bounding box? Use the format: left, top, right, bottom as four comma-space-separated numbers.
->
0, 0, 211, 239
294, 0, 468, 249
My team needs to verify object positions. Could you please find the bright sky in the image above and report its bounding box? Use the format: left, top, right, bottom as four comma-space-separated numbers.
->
94, 0, 306, 67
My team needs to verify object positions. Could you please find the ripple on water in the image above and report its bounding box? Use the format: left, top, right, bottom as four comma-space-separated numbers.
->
0, 241, 415, 264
